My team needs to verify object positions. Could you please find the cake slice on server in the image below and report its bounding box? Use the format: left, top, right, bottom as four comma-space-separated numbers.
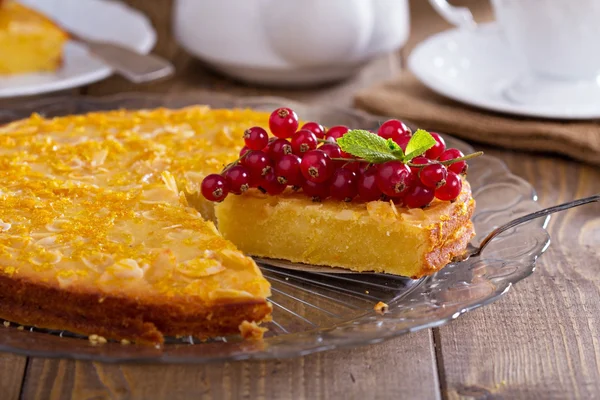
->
202, 108, 478, 278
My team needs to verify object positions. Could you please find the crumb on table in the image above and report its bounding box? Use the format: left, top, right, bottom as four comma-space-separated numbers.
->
374, 301, 389, 315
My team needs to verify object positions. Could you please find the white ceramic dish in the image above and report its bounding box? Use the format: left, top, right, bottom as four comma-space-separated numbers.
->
408, 23, 600, 120
0, 0, 156, 98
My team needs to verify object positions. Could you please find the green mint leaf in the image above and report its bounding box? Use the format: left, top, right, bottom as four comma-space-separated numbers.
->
403, 129, 437, 161
386, 139, 405, 158
336, 130, 398, 163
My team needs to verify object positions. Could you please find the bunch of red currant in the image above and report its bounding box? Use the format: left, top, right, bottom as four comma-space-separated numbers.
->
201, 107, 475, 208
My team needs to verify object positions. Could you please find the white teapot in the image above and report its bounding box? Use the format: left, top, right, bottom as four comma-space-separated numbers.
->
173, 0, 409, 85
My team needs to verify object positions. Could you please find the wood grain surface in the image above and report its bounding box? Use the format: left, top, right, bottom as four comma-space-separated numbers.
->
20, 331, 439, 400
1, 1, 599, 399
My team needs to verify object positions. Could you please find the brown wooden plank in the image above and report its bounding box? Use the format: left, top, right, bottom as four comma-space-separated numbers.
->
21, 330, 439, 400
437, 150, 600, 399
0, 354, 27, 400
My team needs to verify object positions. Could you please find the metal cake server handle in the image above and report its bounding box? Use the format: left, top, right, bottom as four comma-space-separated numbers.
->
69, 31, 175, 84
458, 193, 600, 262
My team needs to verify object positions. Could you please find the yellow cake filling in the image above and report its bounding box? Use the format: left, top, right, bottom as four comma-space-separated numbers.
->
215, 186, 475, 278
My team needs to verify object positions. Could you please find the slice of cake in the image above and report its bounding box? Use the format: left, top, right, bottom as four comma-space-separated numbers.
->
0, 106, 272, 345
203, 108, 478, 278
215, 184, 474, 278
0, 1, 68, 74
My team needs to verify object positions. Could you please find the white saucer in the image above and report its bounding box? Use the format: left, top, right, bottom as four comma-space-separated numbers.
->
408, 23, 600, 120
0, 0, 156, 98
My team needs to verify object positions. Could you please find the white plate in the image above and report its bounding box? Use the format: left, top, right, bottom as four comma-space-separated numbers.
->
0, 0, 156, 98
408, 23, 600, 120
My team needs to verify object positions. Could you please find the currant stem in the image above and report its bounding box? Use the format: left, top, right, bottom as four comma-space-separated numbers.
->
331, 157, 359, 162
221, 151, 249, 174
407, 151, 484, 167
330, 151, 484, 167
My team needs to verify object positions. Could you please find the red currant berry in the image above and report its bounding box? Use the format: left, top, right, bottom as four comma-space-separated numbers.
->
342, 161, 367, 173
330, 168, 358, 202
243, 126, 269, 150
376, 161, 411, 197
267, 138, 292, 161
239, 145, 250, 158
223, 165, 251, 194
242, 150, 272, 177
435, 171, 462, 201
258, 171, 287, 195
357, 167, 382, 202
394, 135, 411, 151
301, 121, 325, 139
409, 156, 430, 173
419, 163, 448, 189
269, 107, 298, 138
275, 154, 303, 186
300, 150, 335, 183
377, 119, 412, 142
302, 179, 330, 201
404, 183, 435, 208
424, 132, 446, 160
319, 143, 344, 168
438, 148, 467, 174
319, 142, 342, 158
291, 129, 318, 155
325, 125, 349, 142
201, 174, 229, 202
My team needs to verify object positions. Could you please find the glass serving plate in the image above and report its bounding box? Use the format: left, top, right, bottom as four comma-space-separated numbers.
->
0, 93, 550, 363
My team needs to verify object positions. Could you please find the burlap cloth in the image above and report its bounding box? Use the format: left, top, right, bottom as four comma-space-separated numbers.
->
354, 0, 600, 166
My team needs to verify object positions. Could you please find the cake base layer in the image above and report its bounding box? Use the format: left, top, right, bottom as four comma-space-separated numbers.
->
215, 183, 475, 279
0, 274, 272, 345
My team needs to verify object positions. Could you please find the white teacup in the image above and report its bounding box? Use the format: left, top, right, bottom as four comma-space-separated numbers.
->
430, 0, 600, 107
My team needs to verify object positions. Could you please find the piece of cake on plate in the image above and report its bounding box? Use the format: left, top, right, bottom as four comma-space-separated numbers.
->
0, 1, 68, 74
204, 107, 477, 279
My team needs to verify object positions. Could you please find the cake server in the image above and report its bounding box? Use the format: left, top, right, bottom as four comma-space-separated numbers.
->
68, 30, 175, 84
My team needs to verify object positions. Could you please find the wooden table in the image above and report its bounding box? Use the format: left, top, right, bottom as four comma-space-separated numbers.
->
2, 1, 599, 399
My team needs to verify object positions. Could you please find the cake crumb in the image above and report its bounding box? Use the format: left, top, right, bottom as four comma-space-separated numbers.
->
97, 336, 107, 344
17, 325, 24, 330
120, 339, 131, 345
88, 334, 99, 343
374, 301, 389, 315
239, 321, 267, 341
3, 321, 9, 327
